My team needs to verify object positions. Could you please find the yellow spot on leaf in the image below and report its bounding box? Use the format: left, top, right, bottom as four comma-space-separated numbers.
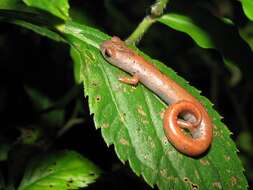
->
84, 50, 95, 62
160, 169, 179, 182
147, 136, 156, 149
137, 105, 146, 117
224, 155, 230, 161
119, 138, 129, 146
231, 176, 237, 186
200, 159, 210, 166
101, 123, 109, 128
212, 181, 222, 189
160, 109, 165, 119
142, 119, 149, 124
119, 113, 126, 123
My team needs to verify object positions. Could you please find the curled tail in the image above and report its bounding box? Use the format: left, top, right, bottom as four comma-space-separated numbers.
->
163, 100, 213, 156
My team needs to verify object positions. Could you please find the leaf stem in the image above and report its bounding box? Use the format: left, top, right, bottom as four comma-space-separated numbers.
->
40, 84, 81, 114
125, 16, 155, 45
151, 0, 169, 17
57, 100, 84, 137
126, 0, 169, 45
57, 117, 84, 137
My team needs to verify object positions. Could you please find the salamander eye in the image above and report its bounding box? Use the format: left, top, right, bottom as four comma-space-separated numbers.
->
104, 48, 113, 58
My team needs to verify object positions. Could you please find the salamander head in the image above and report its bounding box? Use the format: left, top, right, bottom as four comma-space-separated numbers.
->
100, 36, 133, 68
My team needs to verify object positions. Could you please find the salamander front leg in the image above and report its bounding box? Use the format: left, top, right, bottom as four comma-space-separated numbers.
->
118, 74, 139, 85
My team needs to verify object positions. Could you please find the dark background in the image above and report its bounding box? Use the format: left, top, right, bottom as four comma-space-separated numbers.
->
0, 0, 252, 189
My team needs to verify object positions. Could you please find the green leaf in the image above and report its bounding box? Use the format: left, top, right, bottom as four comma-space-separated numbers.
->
236, 131, 253, 156
70, 47, 82, 84
239, 23, 253, 52
63, 22, 247, 189
0, 0, 24, 10
0, 143, 11, 161
18, 151, 100, 190
69, 7, 94, 26
240, 0, 253, 21
19, 127, 43, 145
25, 85, 54, 110
0, 8, 66, 43
13, 19, 66, 42
224, 59, 242, 87
158, 13, 242, 86
25, 86, 65, 127
0, 169, 5, 190
23, 0, 70, 20
158, 13, 214, 49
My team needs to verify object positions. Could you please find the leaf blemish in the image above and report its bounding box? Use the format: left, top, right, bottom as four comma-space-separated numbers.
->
130, 86, 137, 91
213, 130, 219, 137
231, 176, 237, 186
66, 182, 71, 188
199, 159, 210, 166
183, 177, 198, 190
84, 50, 96, 62
142, 119, 149, 124
137, 105, 146, 117
183, 177, 190, 183
135, 127, 141, 133
224, 155, 230, 161
191, 183, 199, 190
122, 87, 128, 93
68, 178, 74, 183
160, 169, 178, 182
119, 113, 126, 123
165, 148, 175, 157
212, 181, 222, 189
160, 109, 165, 119
101, 123, 109, 128
148, 136, 156, 149
91, 81, 99, 87
160, 169, 167, 178
112, 84, 123, 92
163, 137, 169, 145
95, 95, 101, 102
119, 138, 129, 146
